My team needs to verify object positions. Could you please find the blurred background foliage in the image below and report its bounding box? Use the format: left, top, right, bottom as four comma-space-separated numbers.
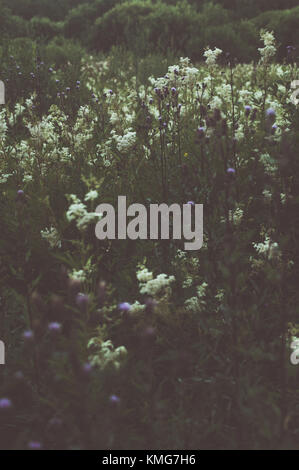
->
0, 0, 299, 62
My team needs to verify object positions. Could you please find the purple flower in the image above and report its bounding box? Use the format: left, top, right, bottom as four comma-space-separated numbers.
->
82, 362, 93, 374
28, 441, 42, 450
118, 302, 131, 312
266, 108, 276, 123
109, 394, 121, 404
16, 190, 25, 202
171, 87, 177, 95
55, 79, 59, 83
227, 167, 236, 175
197, 126, 205, 137
14, 371, 24, 381
108, 89, 113, 95
49, 67, 53, 73
48, 322, 62, 332
76, 293, 89, 309
271, 124, 278, 135
244, 105, 251, 117
187, 201, 195, 206
48, 417, 63, 428
23, 330, 34, 341
66, 87, 70, 92
0, 398, 12, 409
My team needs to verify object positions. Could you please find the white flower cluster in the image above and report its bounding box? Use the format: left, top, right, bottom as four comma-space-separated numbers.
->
184, 282, 208, 313
0, 109, 8, 141
253, 236, 281, 261
87, 338, 127, 370
203, 47, 223, 66
40, 226, 61, 249
69, 269, 87, 282
111, 128, 136, 153
137, 266, 175, 298
258, 30, 276, 63
129, 301, 146, 315
66, 194, 102, 231
259, 153, 278, 176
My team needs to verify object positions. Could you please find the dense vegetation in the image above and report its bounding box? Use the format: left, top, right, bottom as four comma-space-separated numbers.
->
1, 0, 299, 451
1, 0, 299, 61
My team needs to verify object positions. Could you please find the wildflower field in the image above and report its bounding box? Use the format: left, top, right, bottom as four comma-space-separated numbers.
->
1, 24, 299, 449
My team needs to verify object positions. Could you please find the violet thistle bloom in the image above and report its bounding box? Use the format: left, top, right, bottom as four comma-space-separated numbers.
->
28, 441, 42, 450
48, 322, 62, 333
108, 89, 113, 95
171, 87, 177, 95
82, 362, 93, 374
16, 189, 25, 203
76, 293, 89, 310
0, 398, 12, 409
65, 87, 70, 92
227, 167, 236, 175
48, 417, 63, 428
244, 105, 251, 117
109, 394, 121, 405
271, 124, 278, 135
197, 126, 205, 138
23, 330, 34, 341
266, 107, 276, 124
14, 371, 24, 381
76, 80, 80, 85
118, 302, 131, 312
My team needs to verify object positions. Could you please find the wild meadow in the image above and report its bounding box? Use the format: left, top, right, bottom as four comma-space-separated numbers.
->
1, 27, 299, 449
